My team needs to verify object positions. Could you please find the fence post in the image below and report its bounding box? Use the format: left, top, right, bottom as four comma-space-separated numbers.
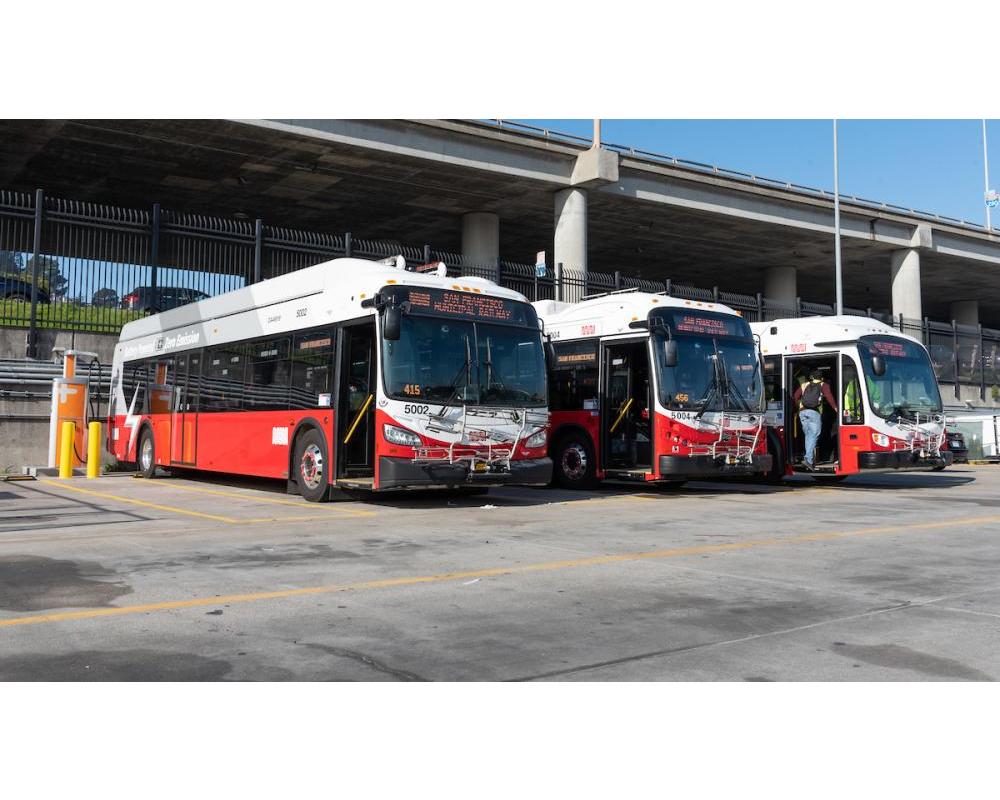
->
923, 316, 930, 346
614, 270, 621, 290
898, 313, 904, 333
150, 203, 161, 297
866, 307, 873, 318
344, 232, 352, 257
795, 296, 802, 318
253, 218, 263, 284
25, 188, 44, 358
979, 323, 986, 402
533, 266, 538, 302
952, 319, 960, 400
496, 259, 504, 287
423, 244, 431, 265
755, 292, 763, 321
712, 285, 719, 303
555, 262, 563, 303
663, 278, 671, 297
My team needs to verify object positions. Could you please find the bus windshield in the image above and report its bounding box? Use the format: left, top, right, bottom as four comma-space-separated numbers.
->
857, 335, 942, 420
650, 309, 762, 413
382, 314, 546, 408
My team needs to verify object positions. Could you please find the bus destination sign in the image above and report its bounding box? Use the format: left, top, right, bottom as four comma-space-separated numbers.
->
399, 288, 535, 326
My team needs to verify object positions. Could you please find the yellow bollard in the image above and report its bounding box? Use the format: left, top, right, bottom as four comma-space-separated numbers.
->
87, 421, 101, 479
59, 421, 75, 478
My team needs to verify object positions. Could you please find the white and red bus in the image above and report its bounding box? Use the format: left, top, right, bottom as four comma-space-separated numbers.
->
108, 256, 551, 500
750, 315, 952, 479
534, 291, 771, 487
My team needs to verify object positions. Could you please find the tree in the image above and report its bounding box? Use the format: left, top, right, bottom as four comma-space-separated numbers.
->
24, 255, 68, 298
92, 287, 119, 308
0, 251, 23, 276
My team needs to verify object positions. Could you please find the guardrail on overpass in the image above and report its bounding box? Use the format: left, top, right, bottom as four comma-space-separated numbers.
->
1, 188, 997, 401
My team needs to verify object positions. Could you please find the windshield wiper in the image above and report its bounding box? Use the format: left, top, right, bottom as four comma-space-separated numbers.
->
695, 344, 724, 419
434, 334, 474, 412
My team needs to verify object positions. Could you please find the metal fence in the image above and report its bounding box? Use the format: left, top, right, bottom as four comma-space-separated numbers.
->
1, 188, 997, 399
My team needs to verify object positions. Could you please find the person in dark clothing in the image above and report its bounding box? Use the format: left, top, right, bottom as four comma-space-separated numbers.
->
792, 369, 838, 469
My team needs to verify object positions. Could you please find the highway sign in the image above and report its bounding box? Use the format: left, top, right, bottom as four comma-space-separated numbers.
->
535, 251, 546, 277
987, 190, 999, 208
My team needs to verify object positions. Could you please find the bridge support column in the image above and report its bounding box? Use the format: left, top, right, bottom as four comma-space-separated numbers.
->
764, 266, 797, 311
554, 187, 587, 302
890, 248, 922, 322
461, 212, 500, 280
949, 299, 979, 327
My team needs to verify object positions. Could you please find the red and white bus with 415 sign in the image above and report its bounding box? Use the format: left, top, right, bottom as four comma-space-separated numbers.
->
534, 290, 771, 487
108, 256, 551, 500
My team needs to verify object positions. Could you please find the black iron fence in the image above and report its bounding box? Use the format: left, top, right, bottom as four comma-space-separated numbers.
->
1, 188, 997, 399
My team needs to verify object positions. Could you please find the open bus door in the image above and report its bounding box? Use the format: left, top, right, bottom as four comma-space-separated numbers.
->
601, 339, 652, 477
337, 320, 377, 485
784, 354, 840, 472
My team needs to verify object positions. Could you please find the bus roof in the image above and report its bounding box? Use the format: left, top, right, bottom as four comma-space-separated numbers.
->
533, 291, 741, 339
117, 257, 526, 344
750, 315, 925, 355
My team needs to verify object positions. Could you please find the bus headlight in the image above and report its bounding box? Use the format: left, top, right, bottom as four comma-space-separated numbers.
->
383, 424, 421, 447
524, 429, 547, 449
872, 432, 890, 447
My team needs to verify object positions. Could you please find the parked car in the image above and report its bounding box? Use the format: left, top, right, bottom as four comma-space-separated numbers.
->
0, 275, 50, 303
122, 286, 209, 312
946, 424, 969, 464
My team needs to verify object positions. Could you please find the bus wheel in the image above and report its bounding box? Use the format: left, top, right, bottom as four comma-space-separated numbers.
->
553, 433, 595, 489
294, 429, 330, 502
138, 429, 157, 479
763, 432, 785, 484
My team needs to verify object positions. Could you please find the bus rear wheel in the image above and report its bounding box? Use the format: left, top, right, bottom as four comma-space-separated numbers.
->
138, 428, 157, 479
294, 428, 330, 502
553, 432, 596, 489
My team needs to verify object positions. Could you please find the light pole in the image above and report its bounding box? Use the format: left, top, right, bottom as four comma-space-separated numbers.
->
833, 119, 844, 315
984, 119, 995, 232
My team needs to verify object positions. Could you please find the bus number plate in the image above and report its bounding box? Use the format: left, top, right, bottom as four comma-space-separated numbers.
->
404, 404, 429, 415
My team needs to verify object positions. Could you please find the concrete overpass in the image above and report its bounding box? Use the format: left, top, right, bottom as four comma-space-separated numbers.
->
1, 118, 998, 325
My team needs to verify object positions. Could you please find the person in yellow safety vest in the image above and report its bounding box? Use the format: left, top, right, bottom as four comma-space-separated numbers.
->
844, 373, 882, 420
792, 369, 838, 470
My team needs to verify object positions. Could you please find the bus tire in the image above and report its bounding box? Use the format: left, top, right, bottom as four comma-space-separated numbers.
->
293, 428, 330, 502
763, 430, 785, 484
138, 428, 157, 479
553, 431, 596, 489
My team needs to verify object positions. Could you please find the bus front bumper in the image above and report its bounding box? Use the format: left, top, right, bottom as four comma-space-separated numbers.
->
377, 456, 553, 490
658, 453, 772, 478
857, 450, 954, 472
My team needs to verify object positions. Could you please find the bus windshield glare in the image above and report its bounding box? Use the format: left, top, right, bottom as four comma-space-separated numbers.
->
857, 335, 942, 420
380, 288, 546, 407
650, 309, 763, 413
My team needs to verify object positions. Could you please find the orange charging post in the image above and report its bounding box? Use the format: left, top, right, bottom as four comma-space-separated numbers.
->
48, 349, 98, 472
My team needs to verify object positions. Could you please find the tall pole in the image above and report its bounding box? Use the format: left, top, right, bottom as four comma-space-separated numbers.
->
983, 119, 992, 232
593, 118, 601, 149
833, 119, 844, 315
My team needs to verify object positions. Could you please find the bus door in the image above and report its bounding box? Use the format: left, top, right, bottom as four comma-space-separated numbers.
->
784, 354, 839, 469
601, 339, 652, 472
337, 321, 376, 479
170, 352, 198, 465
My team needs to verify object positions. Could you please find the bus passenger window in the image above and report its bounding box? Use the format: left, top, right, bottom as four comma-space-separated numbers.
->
550, 340, 598, 411
291, 330, 334, 409
122, 361, 149, 415
763, 356, 782, 404
202, 346, 246, 411
246, 337, 291, 410
841, 355, 864, 425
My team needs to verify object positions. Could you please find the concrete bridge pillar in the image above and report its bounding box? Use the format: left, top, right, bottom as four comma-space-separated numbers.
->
764, 266, 798, 311
949, 299, 979, 327
554, 187, 587, 302
890, 248, 922, 322
461, 212, 500, 280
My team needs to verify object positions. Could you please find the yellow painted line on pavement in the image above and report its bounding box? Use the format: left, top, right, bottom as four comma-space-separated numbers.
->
142, 479, 375, 516
39, 480, 373, 524
2, 512, 998, 630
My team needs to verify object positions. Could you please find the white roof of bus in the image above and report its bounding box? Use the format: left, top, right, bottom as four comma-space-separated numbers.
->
117, 257, 525, 343
750, 315, 924, 353
532, 291, 741, 338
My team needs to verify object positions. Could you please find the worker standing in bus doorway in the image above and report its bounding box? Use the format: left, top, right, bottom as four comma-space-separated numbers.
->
793, 369, 838, 470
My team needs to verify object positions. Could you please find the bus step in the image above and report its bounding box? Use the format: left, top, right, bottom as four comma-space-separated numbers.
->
604, 469, 653, 482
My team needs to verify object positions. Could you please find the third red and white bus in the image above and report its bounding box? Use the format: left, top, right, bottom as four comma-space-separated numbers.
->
108, 256, 551, 500
751, 315, 952, 480
534, 290, 771, 487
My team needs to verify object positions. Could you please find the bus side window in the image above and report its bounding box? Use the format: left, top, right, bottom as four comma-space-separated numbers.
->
291, 330, 335, 409
763, 355, 782, 404
202, 345, 246, 411
841, 355, 864, 425
123, 361, 148, 414
550, 340, 598, 411
247, 337, 291, 411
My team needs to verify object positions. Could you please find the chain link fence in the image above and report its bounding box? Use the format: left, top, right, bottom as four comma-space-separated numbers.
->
1, 188, 997, 399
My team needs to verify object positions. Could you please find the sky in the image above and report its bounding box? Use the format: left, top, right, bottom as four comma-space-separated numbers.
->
514, 120, 998, 227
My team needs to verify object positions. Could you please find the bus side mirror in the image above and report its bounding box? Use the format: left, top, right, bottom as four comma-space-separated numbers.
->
663, 339, 678, 367
872, 354, 886, 376
383, 305, 402, 341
